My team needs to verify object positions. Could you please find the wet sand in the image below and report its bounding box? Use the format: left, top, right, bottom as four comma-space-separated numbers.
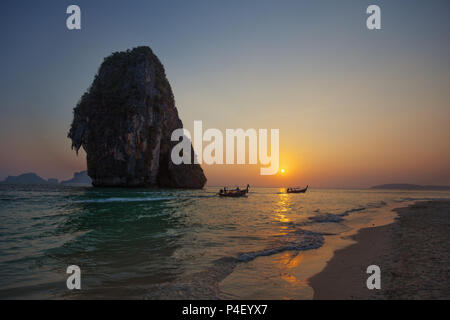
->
310, 200, 450, 299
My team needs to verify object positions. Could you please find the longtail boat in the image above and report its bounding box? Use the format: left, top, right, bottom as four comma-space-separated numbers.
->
218, 184, 250, 197
286, 185, 308, 194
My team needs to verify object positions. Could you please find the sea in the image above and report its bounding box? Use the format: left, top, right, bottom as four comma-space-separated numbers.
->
1, 184, 449, 299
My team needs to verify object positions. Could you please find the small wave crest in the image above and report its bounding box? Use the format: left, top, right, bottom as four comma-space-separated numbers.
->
71, 196, 174, 203
367, 200, 387, 208
339, 207, 366, 216
237, 229, 324, 262
304, 207, 366, 224
308, 214, 344, 223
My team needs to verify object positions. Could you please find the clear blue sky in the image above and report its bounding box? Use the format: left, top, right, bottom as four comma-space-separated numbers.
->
0, 1, 449, 187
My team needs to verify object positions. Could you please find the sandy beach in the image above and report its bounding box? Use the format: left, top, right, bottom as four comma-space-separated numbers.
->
310, 200, 450, 299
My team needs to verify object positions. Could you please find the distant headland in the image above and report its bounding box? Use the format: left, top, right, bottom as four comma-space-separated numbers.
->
370, 184, 450, 191
60, 171, 92, 185
1, 171, 92, 186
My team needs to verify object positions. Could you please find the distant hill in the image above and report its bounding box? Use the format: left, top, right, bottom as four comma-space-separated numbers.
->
2, 172, 49, 184
61, 171, 92, 185
371, 184, 450, 191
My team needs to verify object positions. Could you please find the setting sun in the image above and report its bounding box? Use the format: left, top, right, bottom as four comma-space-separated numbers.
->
281, 169, 285, 174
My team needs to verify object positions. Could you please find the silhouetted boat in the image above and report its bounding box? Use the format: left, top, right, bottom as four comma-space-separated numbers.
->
218, 184, 250, 197
286, 185, 308, 194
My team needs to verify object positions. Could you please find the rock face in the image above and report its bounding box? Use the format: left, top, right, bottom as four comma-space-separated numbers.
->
68, 47, 206, 188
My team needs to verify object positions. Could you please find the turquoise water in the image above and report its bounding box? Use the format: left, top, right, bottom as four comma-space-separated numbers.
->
1, 184, 449, 299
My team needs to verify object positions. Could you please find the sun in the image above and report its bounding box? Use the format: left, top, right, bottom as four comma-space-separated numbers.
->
280, 169, 285, 174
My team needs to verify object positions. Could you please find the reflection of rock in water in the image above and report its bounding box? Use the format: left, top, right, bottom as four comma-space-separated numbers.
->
68, 46, 206, 188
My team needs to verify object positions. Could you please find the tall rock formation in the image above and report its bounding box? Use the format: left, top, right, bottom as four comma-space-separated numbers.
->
68, 47, 206, 188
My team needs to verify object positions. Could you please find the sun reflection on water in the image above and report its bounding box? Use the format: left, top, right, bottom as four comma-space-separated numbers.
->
274, 191, 292, 227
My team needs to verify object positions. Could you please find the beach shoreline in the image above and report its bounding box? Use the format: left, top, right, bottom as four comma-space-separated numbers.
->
309, 200, 450, 299
218, 200, 410, 299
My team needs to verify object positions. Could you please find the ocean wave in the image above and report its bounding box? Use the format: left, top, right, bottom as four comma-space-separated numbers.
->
397, 197, 450, 203
70, 196, 174, 203
237, 229, 324, 262
144, 229, 323, 299
367, 200, 387, 208
339, 207, 366, 216
144, 256, 237, 299
308, 214, 344, 223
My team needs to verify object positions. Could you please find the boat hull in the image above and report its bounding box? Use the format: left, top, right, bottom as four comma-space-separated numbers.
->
218, 191, 248, 197
286, 186, 308, 194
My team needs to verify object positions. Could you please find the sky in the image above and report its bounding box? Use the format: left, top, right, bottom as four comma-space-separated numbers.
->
0, 0, 449, 187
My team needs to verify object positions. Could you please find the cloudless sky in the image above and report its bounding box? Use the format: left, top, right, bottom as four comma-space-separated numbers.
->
0, 0, 449, 187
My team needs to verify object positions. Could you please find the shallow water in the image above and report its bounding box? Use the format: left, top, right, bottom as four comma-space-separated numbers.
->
0, 184, 449, 299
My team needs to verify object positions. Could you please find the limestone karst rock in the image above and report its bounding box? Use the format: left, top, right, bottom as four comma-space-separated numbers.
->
68, 46, 206, 188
